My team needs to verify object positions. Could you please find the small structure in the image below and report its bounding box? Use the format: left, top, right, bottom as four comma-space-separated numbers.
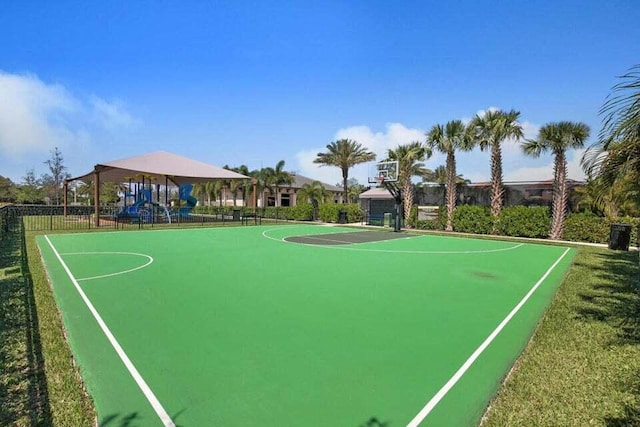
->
359, 187, 397, 226
66, 151, 250, 226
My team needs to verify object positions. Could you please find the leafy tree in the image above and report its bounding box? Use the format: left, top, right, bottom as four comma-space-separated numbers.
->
426, 120, 473, 231
582, 65, 640, 215
41, 147, 70, 204
522, 121, 590, 239
314, 139, 376, 203
468, 109, 524, 223
101, 182, 121, 204
385, 141, 432, 225
17, 169, 44, 204
0, 175, 17, 202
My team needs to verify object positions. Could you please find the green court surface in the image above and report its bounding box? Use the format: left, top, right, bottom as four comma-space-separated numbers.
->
37, 224, 575, 426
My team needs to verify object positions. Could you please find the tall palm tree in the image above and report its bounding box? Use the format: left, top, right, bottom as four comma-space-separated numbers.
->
386, 141, 432, 224
314, 139, 376, 203
469, 109, 524, 221
522, 121, 590, 239
583, 64, 640, 214
426, 120, 472, 231
272, 160, 294, 207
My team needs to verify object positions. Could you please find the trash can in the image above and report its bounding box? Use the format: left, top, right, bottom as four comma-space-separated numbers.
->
609, 223, 631, 251
232, 209, 241, 221
383, 212, 392, 227
338, 210, 347, 224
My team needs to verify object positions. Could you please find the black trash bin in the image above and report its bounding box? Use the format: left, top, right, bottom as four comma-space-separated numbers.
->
609, 223, 631, 251
232, 209, 241, 221
338, 210, 347, 224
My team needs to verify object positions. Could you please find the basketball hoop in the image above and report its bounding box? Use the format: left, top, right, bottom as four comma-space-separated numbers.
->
375, 175, 385, 185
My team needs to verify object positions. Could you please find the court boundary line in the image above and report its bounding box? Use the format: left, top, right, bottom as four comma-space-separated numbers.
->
262, 227, 524, 254
60, 251, 154, 281
407, 246, 572, 427
43, 236, 175, 427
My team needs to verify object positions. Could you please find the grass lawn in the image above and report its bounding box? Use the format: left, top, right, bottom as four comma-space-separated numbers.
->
1, 222, 639, 426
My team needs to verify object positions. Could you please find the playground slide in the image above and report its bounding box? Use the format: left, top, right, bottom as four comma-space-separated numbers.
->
178, 184, 197, 217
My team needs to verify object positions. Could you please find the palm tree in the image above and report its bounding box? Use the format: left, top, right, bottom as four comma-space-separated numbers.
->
385, 141, 432, 225
522, 122, 590, 239
314, 139, 376, 203
271, 160, 294, 207
250, 168, 274, 208
583, 64, 640, 214
469, 109, 524, 221
297, 180, 331, 220
232, 165, 251, 207
426, 120, 472, 231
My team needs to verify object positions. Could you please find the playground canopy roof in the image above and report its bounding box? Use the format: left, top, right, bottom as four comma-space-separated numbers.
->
67, 151, 250, 185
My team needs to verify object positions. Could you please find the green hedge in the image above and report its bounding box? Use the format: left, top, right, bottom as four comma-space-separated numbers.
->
318, 204, 364, 223
453, 205, 494, 234
495, 206, 550, 238
563, 213, 639, 245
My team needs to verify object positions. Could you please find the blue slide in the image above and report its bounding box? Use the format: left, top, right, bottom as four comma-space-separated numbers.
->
179, 184, 197, 217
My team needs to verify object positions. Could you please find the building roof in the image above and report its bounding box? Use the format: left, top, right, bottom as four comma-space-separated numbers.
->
358, 187, 394, 199
466, 179, 585, 188
289, 173, 342, 192
68, 151, 250, 185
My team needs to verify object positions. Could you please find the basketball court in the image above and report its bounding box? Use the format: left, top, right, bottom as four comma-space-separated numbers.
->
37, 224, 574, 426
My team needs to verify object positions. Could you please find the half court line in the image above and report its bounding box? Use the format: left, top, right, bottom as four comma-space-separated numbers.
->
44, 236, 175, 427
407, 246, 572, 427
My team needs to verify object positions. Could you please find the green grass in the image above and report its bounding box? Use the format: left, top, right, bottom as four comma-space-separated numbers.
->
0, 224, 95, 426
2, 221, 639, 425
482, 247, 640, 426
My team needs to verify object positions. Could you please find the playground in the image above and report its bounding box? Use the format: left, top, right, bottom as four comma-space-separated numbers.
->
115, 181, 198, 224
37, 224, 574, 426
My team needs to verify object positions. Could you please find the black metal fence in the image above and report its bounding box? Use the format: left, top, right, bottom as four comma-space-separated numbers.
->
3, 204, 267, 233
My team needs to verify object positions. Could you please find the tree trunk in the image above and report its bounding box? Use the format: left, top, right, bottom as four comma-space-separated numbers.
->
342, 169, 348, 204
490, 143, 504, 230
550, 152, 568, 240
402, 178, 413, 228
445, 151, 456, 232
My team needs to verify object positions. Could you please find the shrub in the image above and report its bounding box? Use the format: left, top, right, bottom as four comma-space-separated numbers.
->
496, 206, 550, 238
289, 203, 314, 221
452, 205, 493, 234
318, 204, 363, 223
563, 213, 640, 245
562, 213, 610, 243
318, 204, 341, 222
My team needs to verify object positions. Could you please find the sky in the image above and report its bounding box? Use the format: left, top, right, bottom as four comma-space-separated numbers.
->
0, 0, 638, 187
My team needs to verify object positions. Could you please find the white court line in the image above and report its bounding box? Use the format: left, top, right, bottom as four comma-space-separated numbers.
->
60, 252, 154, 282
407, 246, 572, 427
44, 236, 175, 427
262, 227, 524, 254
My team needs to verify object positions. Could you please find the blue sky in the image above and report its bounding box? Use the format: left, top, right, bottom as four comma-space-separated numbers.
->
1, 1, 638, 186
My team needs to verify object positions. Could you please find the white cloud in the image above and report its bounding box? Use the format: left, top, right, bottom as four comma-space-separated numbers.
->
0, 71, 81, 158
295, 123, 425, 186
505, 148, 587, 182
90, 95, 139, 131
0, 70, 140, 181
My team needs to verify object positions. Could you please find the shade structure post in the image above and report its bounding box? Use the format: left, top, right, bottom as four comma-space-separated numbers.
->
94, 170, 100, 227
251, 178, 257, 213
63, 181, 68, 217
